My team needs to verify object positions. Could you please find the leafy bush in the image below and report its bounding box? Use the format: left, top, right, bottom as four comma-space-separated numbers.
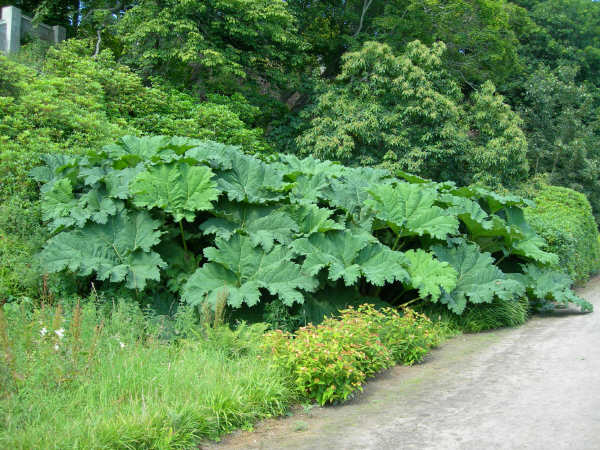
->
263, 305, 445, 405
32, 134, 591, 316
0, 299, 293, 448
523, 182, 600, 283
0, 40, 269, 302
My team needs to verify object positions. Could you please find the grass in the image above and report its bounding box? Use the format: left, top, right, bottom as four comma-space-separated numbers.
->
418, 297, 530, 333
0, 299, 294, 449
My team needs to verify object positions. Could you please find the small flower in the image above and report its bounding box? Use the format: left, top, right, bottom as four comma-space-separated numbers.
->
54, 344, 59, 351
55, 328, 65, 339
119, 342, 126, 349
40, 327, 48, 337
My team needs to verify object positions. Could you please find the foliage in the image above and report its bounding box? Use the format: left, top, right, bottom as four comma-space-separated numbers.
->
0, 299, 294, 448
33, 135, 588, 317
374, 0, 527, 88
419, 296, 530, 333
296, 41, 467, 180
523, 182, 600, 284
466, 81, 529, 187
286, 0, 525, 87
518, 0, 600, 87
431, 244, 525, 314
511, 264, 593, 313
115, 0, 311, 125
517, 65, 600, 217
296, 41, 528, 187
263, 304, 445, 405
0, 41, 269, 301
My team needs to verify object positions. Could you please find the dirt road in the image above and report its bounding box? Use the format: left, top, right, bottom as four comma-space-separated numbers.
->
210, 278, 600, 450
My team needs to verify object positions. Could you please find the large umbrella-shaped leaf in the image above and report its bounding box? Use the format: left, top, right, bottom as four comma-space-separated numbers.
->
182, 235, 317, 308
40, 211, 165, 290
432, 244, 524, 314
366, 183, 459, 239
131, 162, 219, 222
290, 230, 408, 286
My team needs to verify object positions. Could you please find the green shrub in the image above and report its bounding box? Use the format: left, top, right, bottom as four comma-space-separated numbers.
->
456, 297, 529, 333
0, 299, 293, 448
263, 305, 445, 405
419, 297, 529, 333
0, 40, 269, 303
522, 181, 600, 284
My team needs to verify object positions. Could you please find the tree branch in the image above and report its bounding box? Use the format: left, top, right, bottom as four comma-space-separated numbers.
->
354, 0, 374, 37
93, 28, 102, 58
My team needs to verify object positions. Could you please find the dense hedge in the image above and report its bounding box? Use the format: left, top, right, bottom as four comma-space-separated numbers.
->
524, 183, 600, 284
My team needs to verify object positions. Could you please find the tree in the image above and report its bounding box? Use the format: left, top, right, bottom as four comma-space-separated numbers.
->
296, 41, 468, 182
286, 0, 386, 77
374, 0, 528, 89
115, 0, 311, 119
465, 81, 529, 187
517, 0, 600, 86
518, 65, 600, 215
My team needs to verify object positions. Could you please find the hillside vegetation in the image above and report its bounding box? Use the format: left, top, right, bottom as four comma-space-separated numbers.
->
1, 0, 599, 447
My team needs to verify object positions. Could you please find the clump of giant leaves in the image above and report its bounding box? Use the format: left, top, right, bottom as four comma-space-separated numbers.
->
31, 136, 592, 315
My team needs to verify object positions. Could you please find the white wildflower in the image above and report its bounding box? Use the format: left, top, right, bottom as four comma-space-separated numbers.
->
40, 327, 48, 337
55, 328, 65, 339
54, 344, 59, 351
119, 342, 126, 349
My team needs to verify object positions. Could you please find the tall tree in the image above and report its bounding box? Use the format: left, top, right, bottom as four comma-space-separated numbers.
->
518, 64, 600, 214
115, 0, 312, 116
296, 41, 468, 181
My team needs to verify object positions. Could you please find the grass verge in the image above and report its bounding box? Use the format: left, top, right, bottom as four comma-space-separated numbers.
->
0, 299, 294, 449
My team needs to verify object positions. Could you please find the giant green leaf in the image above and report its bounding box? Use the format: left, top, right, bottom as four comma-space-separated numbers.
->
200, 201, 298, 251
450, 186, 532, 214
513, 264, 592, 312
216, 152, 286, 204
322, 167, 391, 217
103, 135, 176, 168
366, 183, 459, 239
41, 178, 79, 230
182, 235, 317, 308
131, 162, 219, 222
284, 204, 344, 236
504, 207, 559, 265
184, 141, 237, 170
289, 173, 330, 205
290, 231, 408, 286
278, 154, 341, 179
29, 154, 78, 193
432, 244, 525, 314
41, 179, 120, 230
404, 249, 458, 301
40, 211, 165, 290
104, 166, 145, 200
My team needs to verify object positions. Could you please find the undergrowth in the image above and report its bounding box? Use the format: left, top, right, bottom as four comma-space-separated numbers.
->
418, 297, 530, 333
263, 305, 449, 405
0, 298, 294, 449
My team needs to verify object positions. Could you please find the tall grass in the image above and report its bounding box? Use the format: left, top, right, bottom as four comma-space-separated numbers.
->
418, 297, 529, 333
0, 298, 294, 449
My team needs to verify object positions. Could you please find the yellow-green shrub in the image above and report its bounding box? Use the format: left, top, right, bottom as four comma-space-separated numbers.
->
263, 305, 444, 405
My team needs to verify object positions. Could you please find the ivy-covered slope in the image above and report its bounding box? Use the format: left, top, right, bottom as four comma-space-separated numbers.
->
32, 136, 592, 315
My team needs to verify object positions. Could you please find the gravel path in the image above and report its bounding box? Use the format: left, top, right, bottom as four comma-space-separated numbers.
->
208, 278, 600, 450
